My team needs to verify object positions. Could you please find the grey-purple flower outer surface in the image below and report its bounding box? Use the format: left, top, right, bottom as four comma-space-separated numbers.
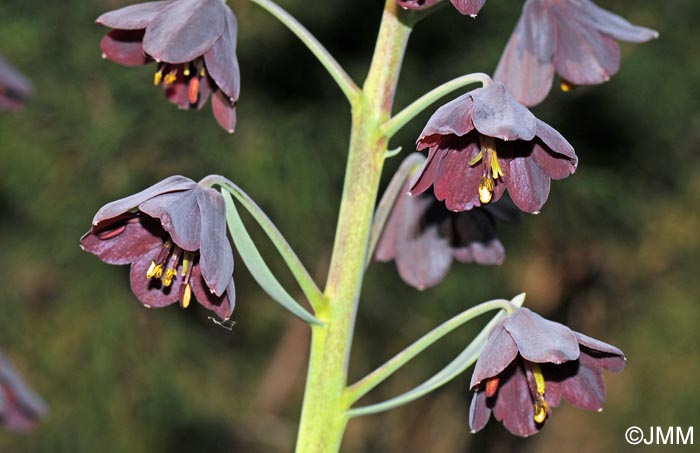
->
468, 307, 626, 437
409, 82, 577, 214
97, 0, 240, 132
0, 352, 48, 433
0, 54, 33, 112
494, 0, 658, 107
375, 180, 520, 290
397, 0, 486, 17
80, 175, 235, 320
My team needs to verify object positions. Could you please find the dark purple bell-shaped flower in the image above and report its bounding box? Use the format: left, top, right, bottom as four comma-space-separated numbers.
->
0, 54, 32, 112
410, 82, 577, 214
494, 0, 658, 107
0, 353, 48, 433
397, 0, 486, 17
375, 180, 519, 290
80, 175, 235, 320
97, 0, 240, 132
469, 307, 626, 437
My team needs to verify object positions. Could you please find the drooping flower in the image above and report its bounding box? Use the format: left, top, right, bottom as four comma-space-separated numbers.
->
410, 82, 577, 214
97, 0, 240, 132
397, 0, 486, 17
469, 307, 626, 437
80, 175, 235, 319
494, 0, 658, 107
0, 54, 32, 112
0, 352, 48, 432
375, 180, 519, 290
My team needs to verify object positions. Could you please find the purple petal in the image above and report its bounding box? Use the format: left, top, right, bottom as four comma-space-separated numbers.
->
470, 83, 537, 141
0, 353, 48, 433
139, 188, 201, 251
408, 147, 443, 196
80, 214, 165, 265
93, 175, 196, 225
574, 332, 626, 372
451, 210, 505, 265
100, 30, 150, 66
129, 249, 181, 308
574, 0, 658, 43
503, 308, 580, 364
494, 2, 556, 107
468, 390, 491, 433
96, 1, 170, 30
560, 353, 606, 411
451, 0, 486, 16
143, 0, 226, 63
491, 363, 539, 437
531, 119, 577, 180
395, 217, 453, 291
0, 54, 33, 99
433, 142, 483, 212
203, 7, 240, 100
454, 239, 505, 265
504, 155, 551, 214
470, 321, 518, 388
196, 187, 233, 296
191, 265, 235, 320
552, 7, 620, 85
211, 89, 237, 133
396, 0, 440, 11
418, 92, 475, 140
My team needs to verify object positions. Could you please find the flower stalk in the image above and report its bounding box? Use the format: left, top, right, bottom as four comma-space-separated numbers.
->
294, 1, 413, 451
248, 0, 360, 103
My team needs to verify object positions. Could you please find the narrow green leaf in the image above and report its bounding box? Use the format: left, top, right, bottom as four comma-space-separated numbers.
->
347, 294, 525, 417
222, 190, 322, 326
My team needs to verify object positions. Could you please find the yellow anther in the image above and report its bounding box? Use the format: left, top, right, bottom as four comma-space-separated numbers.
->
153, 68, 164, 86
469, 151, 483, 166
478, 176, 494, 204
183, 64, 191, 77
181, 255, 190, 277
534, 395, 549, 424
200, 66, 206, 77
526, 362, 549, 423
146, 260, 164, 279
560, 81, 573, 92
180, 283, 192, 309
164, 70, 178, 86
490, 150, 504, 179
162, 268, 177, 287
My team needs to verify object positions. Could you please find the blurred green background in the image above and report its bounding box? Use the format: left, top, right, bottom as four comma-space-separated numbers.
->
0, 0, 698, 451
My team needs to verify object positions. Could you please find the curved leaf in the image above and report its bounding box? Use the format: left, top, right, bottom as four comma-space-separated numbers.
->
222, 190, 322, 326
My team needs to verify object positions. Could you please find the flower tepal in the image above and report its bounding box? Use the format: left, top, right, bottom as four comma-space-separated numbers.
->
97, 0, 240, 132
397, 0, 486, 17
468, 308, 626, 437
494, 0, 658, 107
410, 82, 577, 214
80, 175, 235, 320
0, 54, 33, 112
0, 352, 48, 433
375, 180, 520, 290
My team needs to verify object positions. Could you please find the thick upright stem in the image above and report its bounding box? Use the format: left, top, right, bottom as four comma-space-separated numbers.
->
294, 2, 413, 451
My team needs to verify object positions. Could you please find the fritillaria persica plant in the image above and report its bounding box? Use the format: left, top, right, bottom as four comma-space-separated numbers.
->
80, 0, 656, 450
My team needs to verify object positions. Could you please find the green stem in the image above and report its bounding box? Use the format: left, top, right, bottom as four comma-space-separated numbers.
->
344, 299, 516, 407
201, 175, 326, 312
249, 0, 360, 103
381, 72, 493, 138
294, 1, 413, 451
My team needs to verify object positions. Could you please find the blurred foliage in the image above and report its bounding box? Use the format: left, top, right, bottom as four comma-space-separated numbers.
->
0, 0, 698, 451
